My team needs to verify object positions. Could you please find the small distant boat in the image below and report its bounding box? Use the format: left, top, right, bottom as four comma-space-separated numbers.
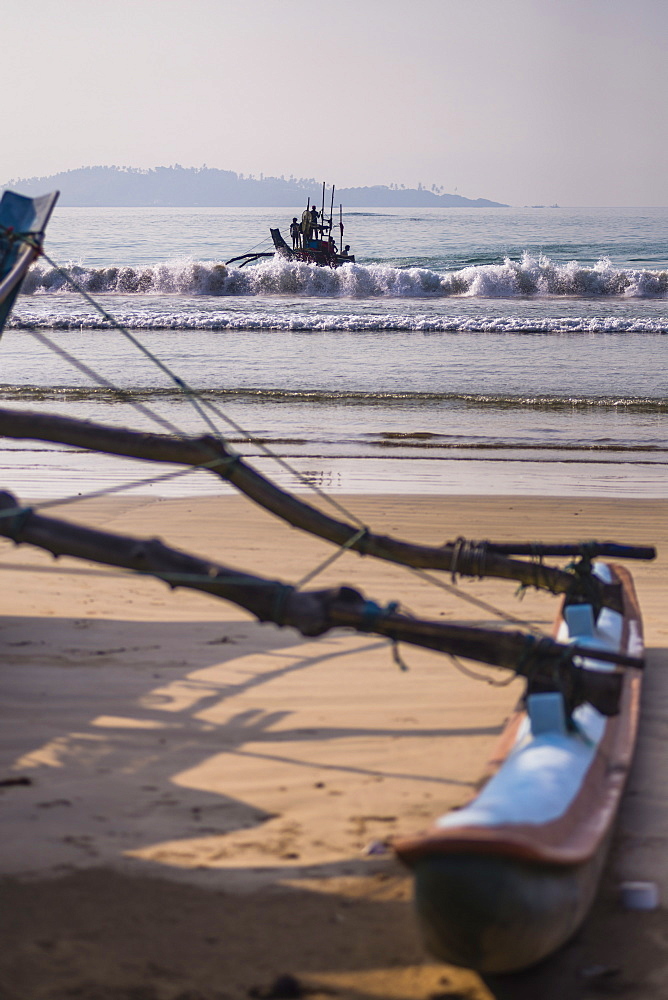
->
393, 561, 644, 974
0, 189, 59, 334
226, 183, 355, 269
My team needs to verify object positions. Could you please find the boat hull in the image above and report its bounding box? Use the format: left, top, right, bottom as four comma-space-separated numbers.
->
394, 563, 643, 974
0, 190, 59, 333
412, 844, 609, 974
270, 227, 354, 267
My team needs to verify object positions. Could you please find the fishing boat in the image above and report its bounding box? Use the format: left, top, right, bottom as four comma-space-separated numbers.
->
225, 182, 355, 269
0, 189, 59, 333
393, 559, 645, 974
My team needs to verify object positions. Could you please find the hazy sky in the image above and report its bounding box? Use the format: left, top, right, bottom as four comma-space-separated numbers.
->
5, 0, 667, 206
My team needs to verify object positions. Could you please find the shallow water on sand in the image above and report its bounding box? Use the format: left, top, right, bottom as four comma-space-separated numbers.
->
2, 206, 667, 497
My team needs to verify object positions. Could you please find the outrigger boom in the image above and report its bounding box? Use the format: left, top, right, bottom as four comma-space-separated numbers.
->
223, 251, 274, 268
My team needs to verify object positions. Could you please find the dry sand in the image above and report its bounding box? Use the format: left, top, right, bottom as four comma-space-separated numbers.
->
0, 493, 667, 1000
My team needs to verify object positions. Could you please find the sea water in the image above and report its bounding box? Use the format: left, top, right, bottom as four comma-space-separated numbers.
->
2, 205, 667, 498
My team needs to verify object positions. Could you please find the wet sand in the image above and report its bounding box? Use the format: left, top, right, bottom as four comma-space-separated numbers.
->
1, 494, 666, 999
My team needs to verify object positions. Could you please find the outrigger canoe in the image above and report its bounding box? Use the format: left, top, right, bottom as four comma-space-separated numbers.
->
393, 562, 644, 974
0, 189, 59, 335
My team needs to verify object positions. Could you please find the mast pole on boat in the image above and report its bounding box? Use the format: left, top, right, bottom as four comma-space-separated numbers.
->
329, 185, 335, 235
339, 204, 343, 253
321, 181, 325, 241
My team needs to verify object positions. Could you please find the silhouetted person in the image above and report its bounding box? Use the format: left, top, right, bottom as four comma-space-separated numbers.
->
309, 205, 319, 242
290, 217, 301, 249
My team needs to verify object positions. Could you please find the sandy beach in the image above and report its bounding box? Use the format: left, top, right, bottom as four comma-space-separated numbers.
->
1, 493, 667, 1000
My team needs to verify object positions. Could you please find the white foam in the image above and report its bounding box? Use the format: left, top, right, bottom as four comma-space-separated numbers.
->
10, 307, 668, 335
19, 253, 668, 301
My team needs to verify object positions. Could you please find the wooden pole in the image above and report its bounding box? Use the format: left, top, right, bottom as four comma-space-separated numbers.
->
0, 489, 637, 716
321, 181, 325, 240
0, 406, 633, 608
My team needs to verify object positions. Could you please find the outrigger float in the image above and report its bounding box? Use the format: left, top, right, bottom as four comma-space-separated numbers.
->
225, 182, 355, 269
0, 190, 656, 979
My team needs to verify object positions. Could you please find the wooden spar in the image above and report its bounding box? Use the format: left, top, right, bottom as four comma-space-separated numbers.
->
340, 204, 344, 253
479, 541, 656, 561
321, 181, 325, 237
329, 185, 335, 233
224, 252, 274, 266
0, 406, 642, 606
0, 489, 640, 715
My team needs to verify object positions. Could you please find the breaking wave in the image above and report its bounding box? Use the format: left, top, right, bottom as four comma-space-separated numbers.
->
20, 253, 668, 299
9, 310, 668, 334
2, 385, 666, 412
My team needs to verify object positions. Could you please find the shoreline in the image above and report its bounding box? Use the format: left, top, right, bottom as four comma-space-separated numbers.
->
1, 493, 667, 999
4, 453, 667, 501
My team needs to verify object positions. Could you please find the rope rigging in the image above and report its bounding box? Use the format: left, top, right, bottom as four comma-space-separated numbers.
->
1, 227, 652, 695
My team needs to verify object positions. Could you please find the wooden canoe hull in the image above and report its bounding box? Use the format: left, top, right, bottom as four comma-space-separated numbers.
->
411, 841, 610, 973
270, 227, 355, 267
394, 563, 643, 974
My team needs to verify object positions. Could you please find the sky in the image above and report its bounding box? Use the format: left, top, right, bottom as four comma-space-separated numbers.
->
4, 0, 668, 206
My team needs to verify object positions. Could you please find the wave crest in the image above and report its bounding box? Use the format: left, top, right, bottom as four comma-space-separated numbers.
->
20, 253, 668, 300
1, 384, 665, 410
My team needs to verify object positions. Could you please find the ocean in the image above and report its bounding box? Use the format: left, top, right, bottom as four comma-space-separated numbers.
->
2, 205, 667, 499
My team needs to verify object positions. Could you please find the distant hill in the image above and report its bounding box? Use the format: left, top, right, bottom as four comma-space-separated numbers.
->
2, 165, 507, 208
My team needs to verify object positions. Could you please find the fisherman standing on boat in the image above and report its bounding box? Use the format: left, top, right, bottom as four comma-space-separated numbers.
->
309, 205, 320, 242
290, 217, 301, 249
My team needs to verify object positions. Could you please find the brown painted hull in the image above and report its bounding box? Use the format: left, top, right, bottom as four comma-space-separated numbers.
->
270, 228, 354, 268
